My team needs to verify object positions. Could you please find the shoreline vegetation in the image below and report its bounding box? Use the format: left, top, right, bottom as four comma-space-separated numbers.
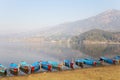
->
70, 29, 120, 45
83, 40, 120, 44
0, 65, 120, 80
8, 37, 120, 44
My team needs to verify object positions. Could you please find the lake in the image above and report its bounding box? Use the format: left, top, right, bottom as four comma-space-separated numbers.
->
0, 41, 120, 67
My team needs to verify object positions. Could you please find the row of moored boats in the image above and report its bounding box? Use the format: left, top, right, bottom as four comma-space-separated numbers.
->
0, 56, 120, 76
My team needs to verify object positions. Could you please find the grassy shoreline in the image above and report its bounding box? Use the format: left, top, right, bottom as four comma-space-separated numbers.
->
0, 65, 120, 80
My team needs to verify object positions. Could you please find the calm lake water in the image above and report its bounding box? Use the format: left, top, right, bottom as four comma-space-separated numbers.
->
0, 41, 120, 67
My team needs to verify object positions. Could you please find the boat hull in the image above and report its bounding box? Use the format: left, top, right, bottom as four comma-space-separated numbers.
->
20, 66, 29, 74
31, 65, 40, 73
9, 69, 18, 75
64, 60, 74, 69
41, 65, 52, 71
100, 57, 116, 64
75, 62, 84, 68
0, 70, 7, 76
52, 65, 62, 71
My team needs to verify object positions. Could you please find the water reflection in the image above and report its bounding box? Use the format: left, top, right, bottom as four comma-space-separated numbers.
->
71, 44, 120, 58
0, 42, 86, 66
0, 41, 120, 67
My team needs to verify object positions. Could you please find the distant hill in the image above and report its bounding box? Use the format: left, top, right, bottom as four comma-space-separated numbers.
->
39, 9, 120, 40
70, 29, 120, 44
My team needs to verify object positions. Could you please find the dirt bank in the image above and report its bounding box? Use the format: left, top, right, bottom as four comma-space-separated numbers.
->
0, 65, 120, 80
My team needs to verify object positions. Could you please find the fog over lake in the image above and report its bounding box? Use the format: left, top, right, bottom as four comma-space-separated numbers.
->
0, 41, 119, 67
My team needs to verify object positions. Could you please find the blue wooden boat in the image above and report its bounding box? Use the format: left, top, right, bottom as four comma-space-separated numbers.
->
19, 61, 30, 74
0, 64, 7, 76
85, 58, 102, 65
31, 61, 40, 73
47, 61, 63, 70
82, 58, 97, 66
64, 60, 74, 69
75, 59, 84, 68
9, 63, 19, 75
100, 57, 117, 64
41, 61, 52, 71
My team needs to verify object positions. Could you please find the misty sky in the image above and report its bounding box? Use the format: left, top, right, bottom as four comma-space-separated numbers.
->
0, 0, 120, 34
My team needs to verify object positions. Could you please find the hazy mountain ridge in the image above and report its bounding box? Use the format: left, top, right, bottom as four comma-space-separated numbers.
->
5, 9, 120, 42
38, 9, 120, 40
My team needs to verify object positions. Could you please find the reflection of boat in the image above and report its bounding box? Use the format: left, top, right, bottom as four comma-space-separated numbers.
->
41, 61, 52, 71
20, 61, 30, 74
31, 62, 40, 73
75, 59, 84, 68
64, 60, 74, 69
100, 57, 117, 64
47, 61, 63, 70
9, 63, 19, 75
72, 44, 120, 57
0, 64, 7, 76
